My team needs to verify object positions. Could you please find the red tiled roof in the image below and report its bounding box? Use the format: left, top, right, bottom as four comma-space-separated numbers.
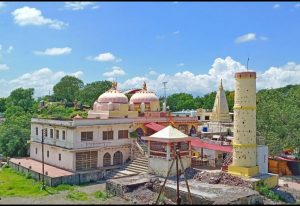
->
191, 139, 232, 153
144, 122, 166, 132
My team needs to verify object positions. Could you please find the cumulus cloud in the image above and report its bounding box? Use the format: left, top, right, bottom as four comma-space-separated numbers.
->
103, 66, 126, 78
34, 47, 72, 56
259, 36, 269, 41
235, 33, 256, 43
64, 2, 99, 10
91, 52, 121, 62
295, 4, 300, 9
11, 6, 68, 30
4, 68, 83, 97
149, 70, 158, 76
173, 31, 180, 35
273, 4, 280, 9
118, 56, 300, 96
0, 64, 9, 71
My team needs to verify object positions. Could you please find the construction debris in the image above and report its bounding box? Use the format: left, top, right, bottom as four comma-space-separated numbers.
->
193, 170, 252, 188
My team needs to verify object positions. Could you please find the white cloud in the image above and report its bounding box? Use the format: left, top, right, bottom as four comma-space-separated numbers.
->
235, 33, 256, 43
177, 63, 184, 67
295, 4, 300, 9
273, 4, 280, 9
7, 46, 13, 53
7, 68, 83, 97
34, 47, 72, 56
0, 64, 9, 71
173, 31, 180, 35
155, 35, 165, 40
103, 66, 126, 77
118, 56, 300, 96
64, 2, 99, 10
93, 52, 116, 62
149, 70, 158, 76
259, 36, 269, 41
0, 2, 5, 8
11, 6, 68, 30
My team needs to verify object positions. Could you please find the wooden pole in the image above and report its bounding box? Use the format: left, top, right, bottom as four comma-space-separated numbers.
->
178, 154, 193, 204
175, 149, 181, 205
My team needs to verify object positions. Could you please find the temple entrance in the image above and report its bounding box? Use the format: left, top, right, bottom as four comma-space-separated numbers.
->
190, 125, 196, 136
113, 151, 123, 165
103, 153, 111, 167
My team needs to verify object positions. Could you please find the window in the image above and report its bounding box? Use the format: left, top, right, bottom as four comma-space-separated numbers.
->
103, 131, 113, 140
47, 151, 49, 158
35, 148, 38, 154
205, 116, 210, 120
118, 130, 128, 139
59, 153, 61, 161
81, 132, 93, 141
35, 127, 38, 136
56, 130, 59, 139
44, 128, 48, 137
62, 131, 66, 140
50, 129, 53, 138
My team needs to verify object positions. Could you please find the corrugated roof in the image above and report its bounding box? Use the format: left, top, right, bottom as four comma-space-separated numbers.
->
191, 139, 232, 153
144, 122, 165, 132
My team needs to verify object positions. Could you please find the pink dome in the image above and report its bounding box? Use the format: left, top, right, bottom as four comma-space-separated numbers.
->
130, 90, 159, 104
97, 89, 128, 103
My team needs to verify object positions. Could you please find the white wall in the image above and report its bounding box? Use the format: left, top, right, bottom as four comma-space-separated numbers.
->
257, 145, 268, 174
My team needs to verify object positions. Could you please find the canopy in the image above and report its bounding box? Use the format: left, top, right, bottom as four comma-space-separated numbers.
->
191, 139, 232, 153
144, 122, 165, 132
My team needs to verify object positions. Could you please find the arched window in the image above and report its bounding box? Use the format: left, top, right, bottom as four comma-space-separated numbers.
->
113, 151, 123, 165
103, 153, 111, 167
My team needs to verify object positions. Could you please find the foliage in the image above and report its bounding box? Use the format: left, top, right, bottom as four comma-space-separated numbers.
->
53, 76, 84, 102
0, 97, 6, 113
167, 93, 196, 111
5, 88, 35, 113
78, 80, 112, 107
0, 106, 32, 157
0, 167, 74, 197
256, 183, 282, 202
66, 190, 88, 201
93, 190, 113, 200
256, 85, 300, 155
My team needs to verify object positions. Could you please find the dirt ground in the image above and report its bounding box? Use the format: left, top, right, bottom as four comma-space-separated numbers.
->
0, 181, 131, 205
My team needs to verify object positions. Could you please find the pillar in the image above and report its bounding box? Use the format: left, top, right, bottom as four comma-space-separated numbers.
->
228, 71, 259, 177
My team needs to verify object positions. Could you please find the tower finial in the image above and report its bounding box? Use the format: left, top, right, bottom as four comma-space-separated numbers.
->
219, 79, 223, 90
112, 81, 117, 90
143, 81, 147, 91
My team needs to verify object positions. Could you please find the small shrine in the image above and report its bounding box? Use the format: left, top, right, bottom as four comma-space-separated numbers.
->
142, 125, 193, 177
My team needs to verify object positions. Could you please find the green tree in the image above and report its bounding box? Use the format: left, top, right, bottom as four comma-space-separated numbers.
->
53, 76, 84, 102
0, 106, 32, 157
5, 88, 35, 112
78, 81, 112, 106
167, 93, 196, 111
0, 98, 6, 113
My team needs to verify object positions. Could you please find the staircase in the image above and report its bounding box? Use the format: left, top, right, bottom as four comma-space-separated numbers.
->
221, 154, 233, 172
104, 156, 148, 180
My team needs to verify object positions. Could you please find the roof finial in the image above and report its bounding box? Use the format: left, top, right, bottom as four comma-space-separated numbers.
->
143, 81, 147, 91
112, 81, 117, 90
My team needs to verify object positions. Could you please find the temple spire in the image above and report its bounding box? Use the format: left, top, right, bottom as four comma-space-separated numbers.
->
219, 79, 223, 90
143, 81, 147, 91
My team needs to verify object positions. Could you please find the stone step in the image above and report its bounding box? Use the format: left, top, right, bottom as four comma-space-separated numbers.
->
125, 163, 148, 170
126, 167, 148, 173
132, 158, 148, 164
131, 160, 148, 167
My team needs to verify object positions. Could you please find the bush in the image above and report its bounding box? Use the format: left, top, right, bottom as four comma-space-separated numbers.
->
93, 190, 113, 200
256, 183, 282, 202
66, 190, 88, 201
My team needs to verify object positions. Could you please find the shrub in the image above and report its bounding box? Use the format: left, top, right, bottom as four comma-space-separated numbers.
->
93, 190, 113, 200
66, 190, 88, 201
256, 183, 282, 202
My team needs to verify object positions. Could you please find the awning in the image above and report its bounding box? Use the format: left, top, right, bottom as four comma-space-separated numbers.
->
191, 139, 232, 153
144, 122, 166, 132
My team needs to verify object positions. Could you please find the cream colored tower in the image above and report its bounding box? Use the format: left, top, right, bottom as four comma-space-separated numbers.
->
210, 79, 231, 122
228, 71, 259, 177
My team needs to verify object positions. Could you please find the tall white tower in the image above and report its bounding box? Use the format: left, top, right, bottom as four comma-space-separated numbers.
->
228, 71, 259, 177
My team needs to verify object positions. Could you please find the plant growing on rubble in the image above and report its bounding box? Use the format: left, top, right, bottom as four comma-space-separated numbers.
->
93, 190, 114, 200
256, 183, 282, 202
66, 190, 88, 201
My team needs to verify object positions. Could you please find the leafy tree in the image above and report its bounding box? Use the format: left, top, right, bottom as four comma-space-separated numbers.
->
5, 88, 35, 113
0, 106, 32, 157
0, 98, 6, 113
78, 81, 112, 106
53, 76, 84, 102
167, 93, 196, 111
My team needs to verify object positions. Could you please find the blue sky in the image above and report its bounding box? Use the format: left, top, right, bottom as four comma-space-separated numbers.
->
0, 2, 300, 97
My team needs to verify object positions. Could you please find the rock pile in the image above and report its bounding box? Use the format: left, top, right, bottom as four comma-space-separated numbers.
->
193, 171, 252, 188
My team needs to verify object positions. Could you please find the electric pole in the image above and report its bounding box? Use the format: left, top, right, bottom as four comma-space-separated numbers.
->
163, 81, 168, 104
41, 128, 45, 190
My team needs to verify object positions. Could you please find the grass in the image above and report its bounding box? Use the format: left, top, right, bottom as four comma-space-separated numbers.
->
66, 190, 88, 201
0, 167, 75, 197
93, 190, 114, 201
256, 183, 282, 202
